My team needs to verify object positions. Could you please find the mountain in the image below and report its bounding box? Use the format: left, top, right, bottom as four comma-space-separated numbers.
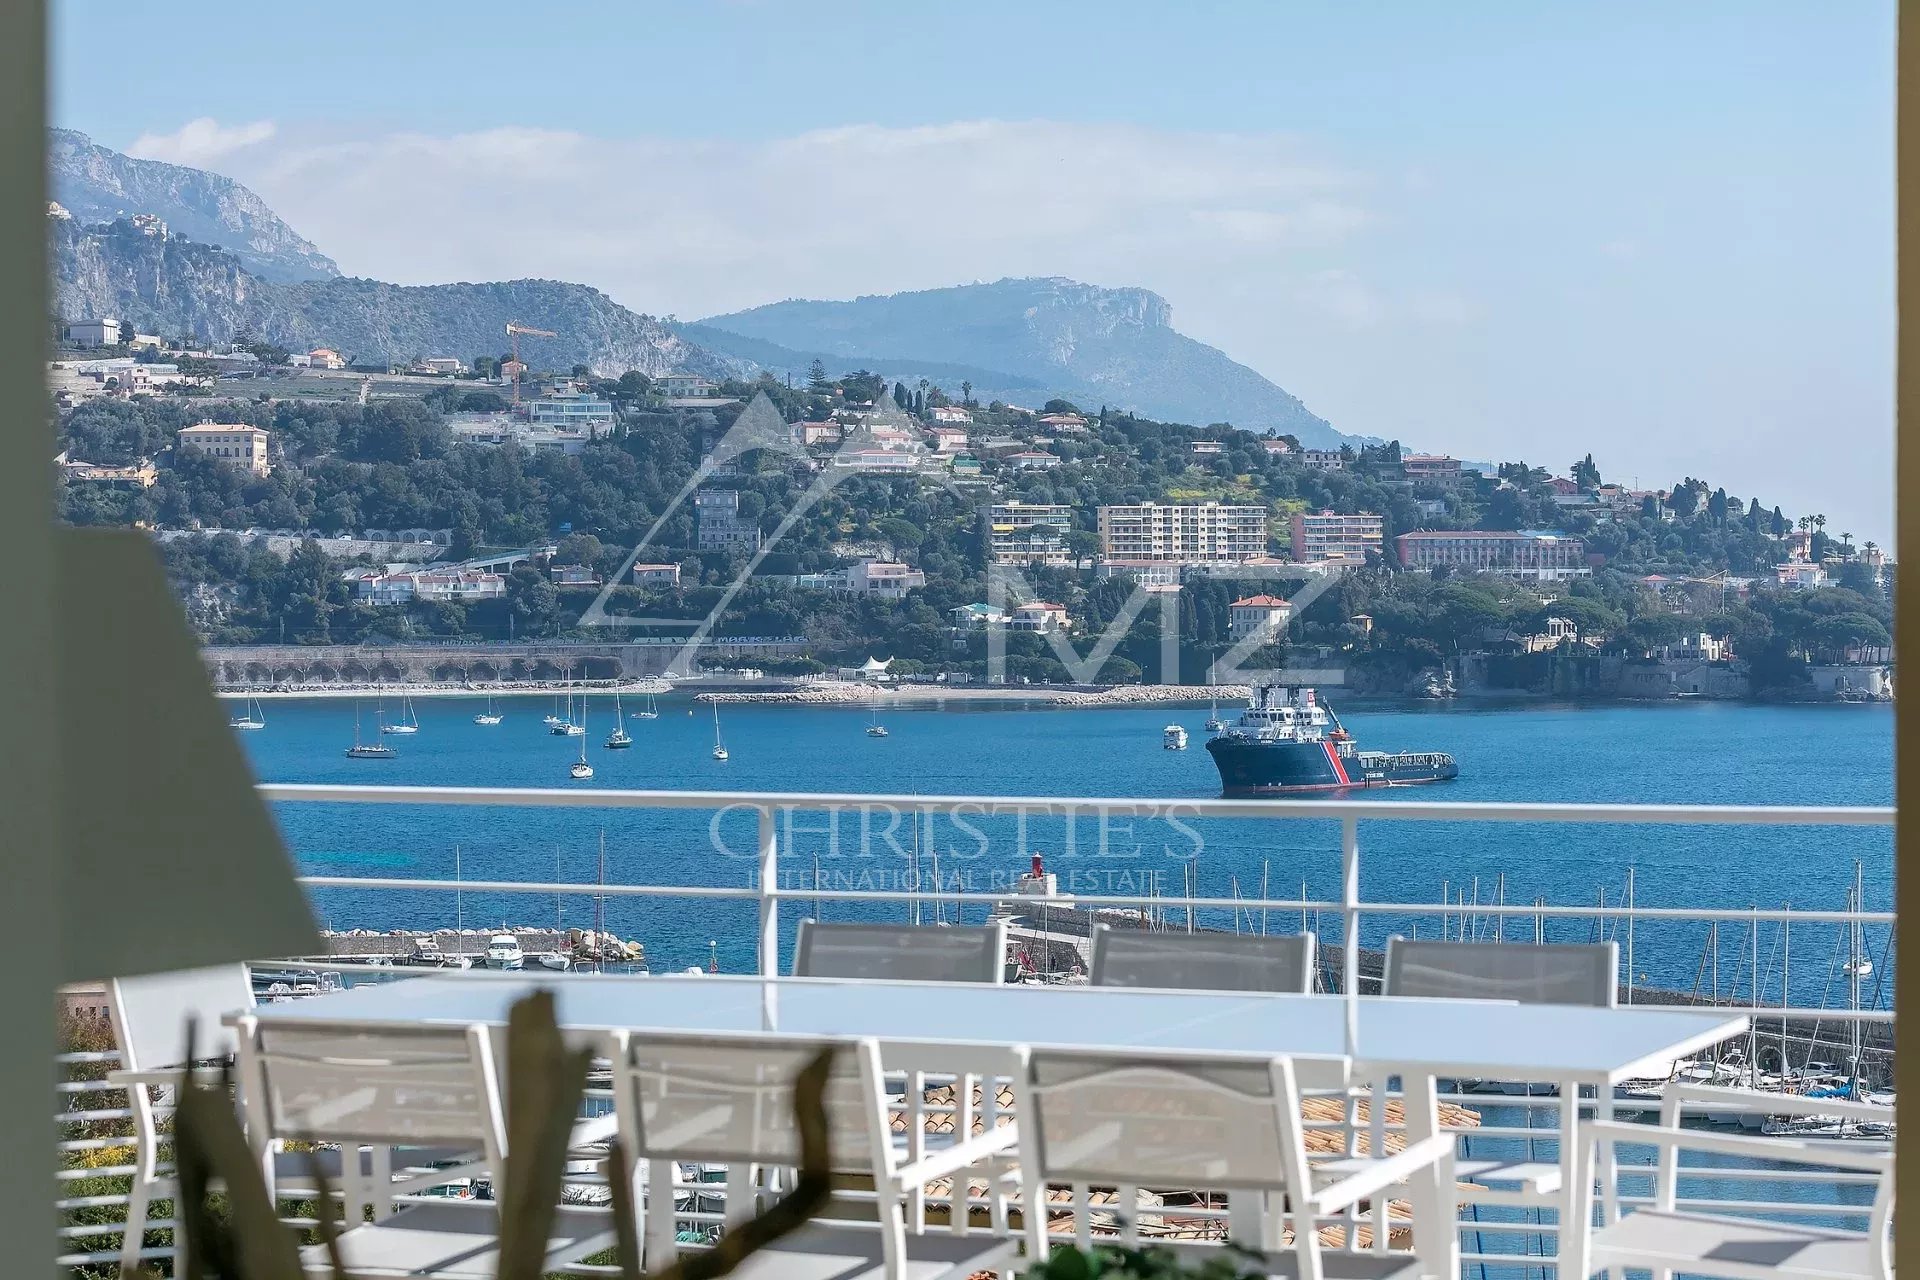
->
671, 321, 1053, 397
50, 128, 340, 284
52, 217, 735, 379
699, 277, 1353, 446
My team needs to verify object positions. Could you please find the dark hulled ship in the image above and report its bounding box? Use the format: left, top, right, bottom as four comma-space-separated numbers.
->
1205, 684, 1458, 796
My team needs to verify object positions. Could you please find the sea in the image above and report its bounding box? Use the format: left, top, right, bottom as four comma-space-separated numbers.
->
240, 694, 1893, 1006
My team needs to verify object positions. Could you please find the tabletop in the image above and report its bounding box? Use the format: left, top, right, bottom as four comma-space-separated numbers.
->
244, 974, 1747, 1084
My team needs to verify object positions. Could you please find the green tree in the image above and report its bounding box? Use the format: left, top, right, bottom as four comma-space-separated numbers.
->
1571, 453, 1601, 488
807, 359, 831, 393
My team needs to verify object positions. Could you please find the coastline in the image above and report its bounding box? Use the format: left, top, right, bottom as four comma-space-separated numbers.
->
217, 679, 1244, 708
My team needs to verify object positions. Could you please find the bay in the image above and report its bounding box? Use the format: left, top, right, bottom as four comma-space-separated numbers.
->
242, 694, 1892, 1001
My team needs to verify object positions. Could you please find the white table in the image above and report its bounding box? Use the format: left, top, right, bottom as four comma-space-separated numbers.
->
249, 974, 1746, 1276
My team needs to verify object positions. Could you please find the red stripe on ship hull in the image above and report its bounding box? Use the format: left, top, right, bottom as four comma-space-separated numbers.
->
1322, 741, 1351, 786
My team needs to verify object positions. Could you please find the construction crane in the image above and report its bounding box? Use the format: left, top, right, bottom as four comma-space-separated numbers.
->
504, 321, 557, 406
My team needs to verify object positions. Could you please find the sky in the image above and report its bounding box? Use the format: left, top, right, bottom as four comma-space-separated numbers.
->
53, 1, 1896, 541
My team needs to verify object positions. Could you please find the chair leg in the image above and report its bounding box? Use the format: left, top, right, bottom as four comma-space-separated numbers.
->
119, 1175, 153, 1278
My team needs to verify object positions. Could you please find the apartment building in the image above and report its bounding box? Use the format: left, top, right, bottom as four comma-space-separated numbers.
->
1096, 502, 1267, 563
985, 503, 1074, 566
1288, 510, 1384, 564
695, 489, 762, 552
1395, 529, 1590, 581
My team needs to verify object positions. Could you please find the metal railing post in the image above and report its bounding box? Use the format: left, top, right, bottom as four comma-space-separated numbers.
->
1342, 816, 1360, 999
758, 804, 779, 977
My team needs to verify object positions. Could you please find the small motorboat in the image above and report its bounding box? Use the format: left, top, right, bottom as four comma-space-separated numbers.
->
1163, 724, 1189, 750
483, 935, 524, 970
537, 953, 572, 972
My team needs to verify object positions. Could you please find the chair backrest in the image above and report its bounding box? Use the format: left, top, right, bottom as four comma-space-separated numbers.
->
609, 1031, 885, 1174
1383, 939, 1618, 1006
791, 919, 1007, 983
236, 1016, 507, 1163
106, 964, 255, 1071
1090, 927, 1316, 994
1017, 1047, 1345, 1190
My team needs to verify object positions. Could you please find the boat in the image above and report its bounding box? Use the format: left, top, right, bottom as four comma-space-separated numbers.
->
865, 700, 889, 738
1204, 680, 1225, 733
537, 953, 572, 972
552, 688, 585, 735
472, 693, 503, 726
229, 694, 266, 731
380, 694, 419, 736
345, 703, 397, 759
606, 692, 633, 748
1163, 724, 1189, 750
571, 699, 596, 779
1418, 669, 1458, 700
1205, 684, 1458, 796
631, 691, 660, 720
711, 702, 729, 761
483, 934, 524, 970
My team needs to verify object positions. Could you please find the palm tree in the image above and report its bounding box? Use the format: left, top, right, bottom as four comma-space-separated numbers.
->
1813, 513, 1827, 534
1865, 539, 1879, 557
960, 380, 973, 406
1840, 532, 1855, 554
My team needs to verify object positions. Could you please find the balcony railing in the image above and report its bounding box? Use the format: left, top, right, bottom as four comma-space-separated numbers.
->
58, 788, 1894, 1276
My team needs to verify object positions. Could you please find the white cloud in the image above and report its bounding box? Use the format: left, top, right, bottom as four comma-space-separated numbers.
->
164, 118, 1378, 323
128, 117, 277, 167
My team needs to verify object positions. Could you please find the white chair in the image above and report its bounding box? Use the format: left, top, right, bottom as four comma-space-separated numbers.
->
1382, 939, 1618, 1007
607, 1029, 1019, 1280
1574, 1082, 1894, 1280
1090, 926, 1317, 993
1381, 939, 1619, 1205
235, 1014, 617, 1278
105, 964, 257, 1277
1012, 1047, 1458, 1279
792, 919, 1008, 983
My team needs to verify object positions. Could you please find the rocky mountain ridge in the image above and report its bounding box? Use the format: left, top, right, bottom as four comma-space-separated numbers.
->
50, 128, 340, 284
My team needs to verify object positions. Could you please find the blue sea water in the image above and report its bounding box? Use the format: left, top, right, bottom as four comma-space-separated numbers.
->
241, 694, 1892, 998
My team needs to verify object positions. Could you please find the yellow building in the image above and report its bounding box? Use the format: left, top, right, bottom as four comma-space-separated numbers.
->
176, 421, 270, 477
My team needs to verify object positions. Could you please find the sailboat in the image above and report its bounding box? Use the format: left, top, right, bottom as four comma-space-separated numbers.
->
229, 694, 266, 731
543, 691, 565, 729
570, 697, 595, 779
552, 687, 584, 735
346, 702, 396, 758
605, 692, 633, 749
630, 691, 660, 721
472, 692, 503, 726
865, 697, 889, 738
381, 693, 419, 735
710, 702, 729, 761
1204, 681, 1225, 733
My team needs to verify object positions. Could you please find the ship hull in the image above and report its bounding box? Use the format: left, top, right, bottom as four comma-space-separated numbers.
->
1206, 736, 1458, 796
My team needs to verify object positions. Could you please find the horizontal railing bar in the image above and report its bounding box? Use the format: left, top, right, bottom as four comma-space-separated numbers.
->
290, 876, 1897, 926
260, 783, 1895, 826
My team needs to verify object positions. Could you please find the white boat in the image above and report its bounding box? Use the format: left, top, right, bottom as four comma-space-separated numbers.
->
631, 692, 660, 720
229, 694, 266, 731
606, 692, 633, 748
483, 934, 524, 970
345, 703, 397, 759
380, 694, 419, 736
537, 953, 572, 971
1204, 683, 1224, 733
473, 693, 503, 726
866, 701, 889, 738
1163, 724, 1189, 750
711, 702, 729, 761
571, 698, 595, 778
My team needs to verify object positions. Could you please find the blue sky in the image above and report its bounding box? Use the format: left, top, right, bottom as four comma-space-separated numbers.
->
54, 1, 1895, 539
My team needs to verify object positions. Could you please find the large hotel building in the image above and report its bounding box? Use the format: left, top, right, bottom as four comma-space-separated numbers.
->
1395, 530, 1590, 581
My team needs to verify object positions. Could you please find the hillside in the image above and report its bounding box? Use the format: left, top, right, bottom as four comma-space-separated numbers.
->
52, 217, 736, 379
50, 128, 339, 284
699, 276, 1355, 447
670, 321, 1053, 397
